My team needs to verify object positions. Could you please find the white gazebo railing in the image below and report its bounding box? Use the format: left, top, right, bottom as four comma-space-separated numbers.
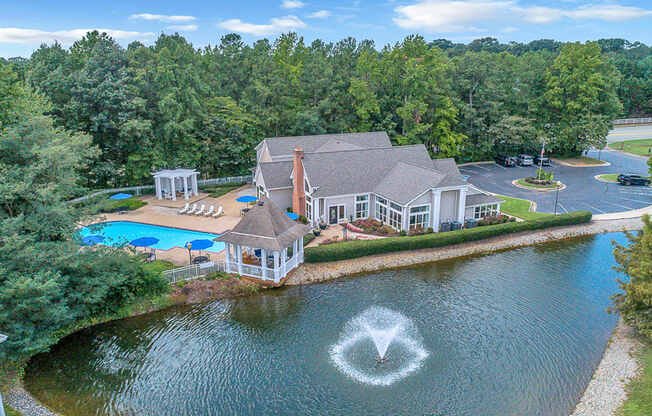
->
224, 240, 304, 283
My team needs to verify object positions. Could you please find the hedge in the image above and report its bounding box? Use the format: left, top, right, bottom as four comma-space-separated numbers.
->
304, 210, 592, 263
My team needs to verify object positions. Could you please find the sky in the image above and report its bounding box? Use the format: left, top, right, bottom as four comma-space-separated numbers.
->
2, 0, 652, 57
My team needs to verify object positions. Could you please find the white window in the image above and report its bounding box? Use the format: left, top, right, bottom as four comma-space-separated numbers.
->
473, 204, 499, 219
409, 205, 430, 230
305, 195, 312, 221
389, 202, 403, 230
355, 195, 369, 219
375, 196, 388, 224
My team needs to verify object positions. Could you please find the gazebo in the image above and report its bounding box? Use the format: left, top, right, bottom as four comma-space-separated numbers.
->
152, 169, 199, 200
215, 196, 312, 284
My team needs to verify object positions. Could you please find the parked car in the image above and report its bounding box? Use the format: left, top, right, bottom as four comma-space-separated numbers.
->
517, 154, 534, 166
534, 156, 551, 166
617, 173, 651, 186
495, 154, 517, 167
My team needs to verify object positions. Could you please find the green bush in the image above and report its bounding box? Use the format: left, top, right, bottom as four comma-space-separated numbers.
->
303, 233, 316, 246
304, 211, 592, 263
110, 197, 147, 212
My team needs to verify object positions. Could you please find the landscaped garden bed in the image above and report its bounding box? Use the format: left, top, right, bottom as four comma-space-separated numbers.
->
352, 218, 399, 236
595, 173, 619, 183
516, 178, 561, 189
477, 215, 516, 226
553, 156, 608, 166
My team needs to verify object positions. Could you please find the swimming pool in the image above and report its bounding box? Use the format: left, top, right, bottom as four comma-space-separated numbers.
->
79, 221, 225, 252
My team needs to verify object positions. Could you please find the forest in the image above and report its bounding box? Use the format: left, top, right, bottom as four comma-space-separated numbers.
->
1, 32, 650, 189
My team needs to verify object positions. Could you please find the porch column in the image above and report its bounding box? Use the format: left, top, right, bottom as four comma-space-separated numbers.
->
273, 251, 280, 282
261, 248, 267, 279
171, 176, 177, 200
183, 176, 189, 200
281, 248, 287, 278
431, 190, 441, 232
402, 206, 409, 232
224, 243, 231, 272
192, 174, 198, 196
236, 244, 243, 275
155, 176, 162, 200
298, 237, 304, 262
457, 187, 467, 224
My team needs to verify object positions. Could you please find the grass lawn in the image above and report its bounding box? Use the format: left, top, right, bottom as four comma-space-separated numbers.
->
495, 194, 553, 221
610, 139, 652, 157
201, 183, 246, 198
556, 156, 607, 165
597, 173, 619, 182
516, 178, 560, 189
618, 342, 652, 416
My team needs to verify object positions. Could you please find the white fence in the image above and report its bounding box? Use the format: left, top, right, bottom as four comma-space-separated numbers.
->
69, 175, 253, 203
613, 117, 652, 126
162, 261, 225, 284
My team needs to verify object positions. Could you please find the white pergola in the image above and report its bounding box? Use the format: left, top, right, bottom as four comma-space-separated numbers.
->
153, 169, 199, 201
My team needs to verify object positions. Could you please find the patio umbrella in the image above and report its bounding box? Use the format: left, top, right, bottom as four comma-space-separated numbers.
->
185, 239, 214, 250
81, 235, 105, 246
285, 212, 299, 220
110, 193, 133, 200
130, 237, 159, 247
235, 195, 258, 203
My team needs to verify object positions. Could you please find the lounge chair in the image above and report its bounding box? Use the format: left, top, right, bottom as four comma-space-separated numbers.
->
186, 203, 198, 215
178, 203, 190, 214
212, 206, 223, 217
204, 205, 215, 216
194, 204, 206, 216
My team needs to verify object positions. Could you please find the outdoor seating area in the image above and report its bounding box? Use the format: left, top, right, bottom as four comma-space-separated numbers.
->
178, 202, 224, 217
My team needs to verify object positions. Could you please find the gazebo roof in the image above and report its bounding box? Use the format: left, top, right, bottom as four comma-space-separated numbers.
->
215, 196, 311, 251
152, 169, 197, 178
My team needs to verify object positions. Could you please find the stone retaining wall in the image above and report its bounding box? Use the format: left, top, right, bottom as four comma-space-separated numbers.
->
286, 217, 643, 285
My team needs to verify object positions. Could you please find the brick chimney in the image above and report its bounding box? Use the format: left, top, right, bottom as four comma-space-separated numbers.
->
292, 147, 306, 216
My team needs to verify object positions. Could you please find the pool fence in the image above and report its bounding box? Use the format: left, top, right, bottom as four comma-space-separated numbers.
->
162, 261, 226, 284
69, 174, 253, 203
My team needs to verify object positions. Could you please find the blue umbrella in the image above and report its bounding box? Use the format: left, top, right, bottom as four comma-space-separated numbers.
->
236, 195, 258, 203
130, 237, 159, 247
285, 212, 299, 220
110, 193, 133, 200
185, 239, 214, 250
81, 235, 105, 246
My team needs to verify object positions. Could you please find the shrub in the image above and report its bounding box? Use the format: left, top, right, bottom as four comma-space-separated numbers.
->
478, 214, 515, 226
304, 211, 592, 263
298, 215, 308, 224
102, 197, 147, 212
303, 233, 316, 246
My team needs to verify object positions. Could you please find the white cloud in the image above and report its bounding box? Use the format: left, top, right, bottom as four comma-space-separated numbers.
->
0, 27, 153, 44
129, 13, 196, 23
515, 6, 562, 23
167, 24, 198, 31
393, 1, 513, 32
565, 5, 652, 22
393, 1, 652, 32
218, 15, 306, 35
502, 26, 518, 33
281, 0, 305, 9
308, 10, 331, 19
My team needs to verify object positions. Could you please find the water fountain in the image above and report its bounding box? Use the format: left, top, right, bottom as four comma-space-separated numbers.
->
330, 306, 428, 386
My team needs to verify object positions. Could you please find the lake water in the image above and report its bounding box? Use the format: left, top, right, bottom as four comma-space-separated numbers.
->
25, 233, 627, 416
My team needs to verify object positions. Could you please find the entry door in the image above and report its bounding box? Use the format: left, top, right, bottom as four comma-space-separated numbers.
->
329, 205, 345, 224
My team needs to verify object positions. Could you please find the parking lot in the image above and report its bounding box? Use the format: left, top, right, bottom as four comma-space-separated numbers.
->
460, 149, 652, 214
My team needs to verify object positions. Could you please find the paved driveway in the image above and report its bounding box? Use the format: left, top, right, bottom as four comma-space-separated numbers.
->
607, 124, 652, 143
459, 149, 652, 214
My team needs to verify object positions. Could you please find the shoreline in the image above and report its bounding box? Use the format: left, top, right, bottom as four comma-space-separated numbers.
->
8, 216, 646, 416
286, 217, 643, 285
570, 319, 643, 416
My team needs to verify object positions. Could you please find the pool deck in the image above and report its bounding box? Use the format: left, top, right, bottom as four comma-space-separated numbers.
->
89, 185, 256, 265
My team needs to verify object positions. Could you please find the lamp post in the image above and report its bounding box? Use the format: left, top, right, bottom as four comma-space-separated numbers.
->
554, 181, 561, 215
186, 242, 192, 265
0, 333, 7, 416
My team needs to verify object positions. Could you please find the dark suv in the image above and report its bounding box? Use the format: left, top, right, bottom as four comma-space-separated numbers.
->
534, 156, 551, 166
617, 173, 651, 186
495, 154, 517, 167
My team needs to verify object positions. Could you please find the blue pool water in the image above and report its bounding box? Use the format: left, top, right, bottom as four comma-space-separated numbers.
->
80, 221, 225, 252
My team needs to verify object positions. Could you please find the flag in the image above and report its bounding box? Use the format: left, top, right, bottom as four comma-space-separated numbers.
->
540, 142, 545, 158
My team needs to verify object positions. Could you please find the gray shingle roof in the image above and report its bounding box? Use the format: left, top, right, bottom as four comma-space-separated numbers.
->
374, 162, 445, 204
259, 161, 292, 189
214, 196, 311, 251
465, 193, 504, 207
305, 144, 435, 199
264, 131, 391, 157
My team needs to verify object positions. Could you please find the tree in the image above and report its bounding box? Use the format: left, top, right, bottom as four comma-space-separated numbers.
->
611, 215, 652, 340
543, 42, 622, 155
489, 116, 537, 154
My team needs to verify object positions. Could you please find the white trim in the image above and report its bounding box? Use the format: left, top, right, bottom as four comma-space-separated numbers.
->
404, 184, 469, 207
267, 186, 293, 191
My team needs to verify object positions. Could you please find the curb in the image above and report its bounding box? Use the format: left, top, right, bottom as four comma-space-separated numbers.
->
594, 174, 618, 184
457, 161, 495, 167
551, 158, 610, 167
512, 179, 566, 192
